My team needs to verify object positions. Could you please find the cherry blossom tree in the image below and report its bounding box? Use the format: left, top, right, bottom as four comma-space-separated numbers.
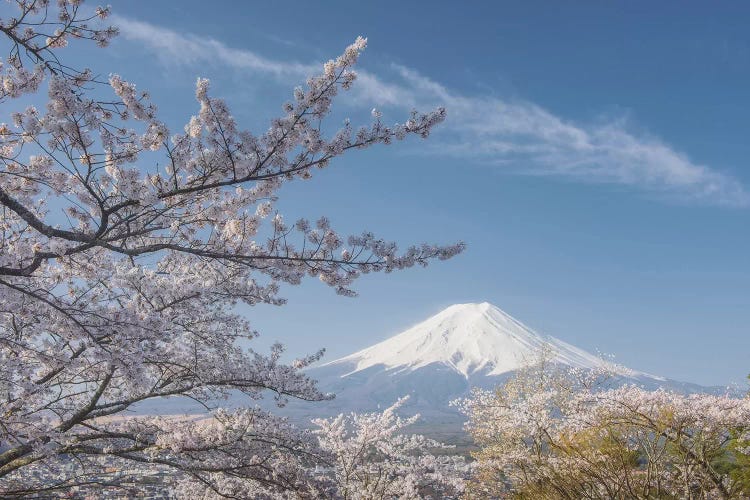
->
457, 362, 750, 499
311, 397, 467, 500
0, 1, 463, 496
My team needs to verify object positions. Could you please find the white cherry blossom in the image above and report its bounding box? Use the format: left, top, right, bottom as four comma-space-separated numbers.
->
0, 1, 462, 496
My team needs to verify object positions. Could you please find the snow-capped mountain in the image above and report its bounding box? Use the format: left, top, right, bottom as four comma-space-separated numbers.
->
295, 302, 708, 426
137, 302, 714, 433
320, 302, 652, 379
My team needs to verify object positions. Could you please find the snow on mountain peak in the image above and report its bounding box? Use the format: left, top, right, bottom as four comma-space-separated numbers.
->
325, 302, 640, 378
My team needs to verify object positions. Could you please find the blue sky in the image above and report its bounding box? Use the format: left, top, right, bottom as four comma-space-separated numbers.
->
42, 2, 750, 386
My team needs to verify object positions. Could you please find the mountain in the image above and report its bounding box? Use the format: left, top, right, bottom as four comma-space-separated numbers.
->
291, 302, 711, 431
318, 302, 648, 378
136, 302, 715, 435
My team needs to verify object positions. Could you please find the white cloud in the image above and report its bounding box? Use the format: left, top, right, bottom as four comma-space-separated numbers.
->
113, 15, 749, 207
113, 16, 316, 77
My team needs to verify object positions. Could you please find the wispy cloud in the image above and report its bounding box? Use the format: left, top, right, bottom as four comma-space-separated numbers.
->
113, 16, 316, 77
114, 15, 749, 207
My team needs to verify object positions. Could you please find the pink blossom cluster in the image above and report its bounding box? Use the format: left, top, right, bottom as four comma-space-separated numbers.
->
311, 397, 467, 499
0, 1, 462, 496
